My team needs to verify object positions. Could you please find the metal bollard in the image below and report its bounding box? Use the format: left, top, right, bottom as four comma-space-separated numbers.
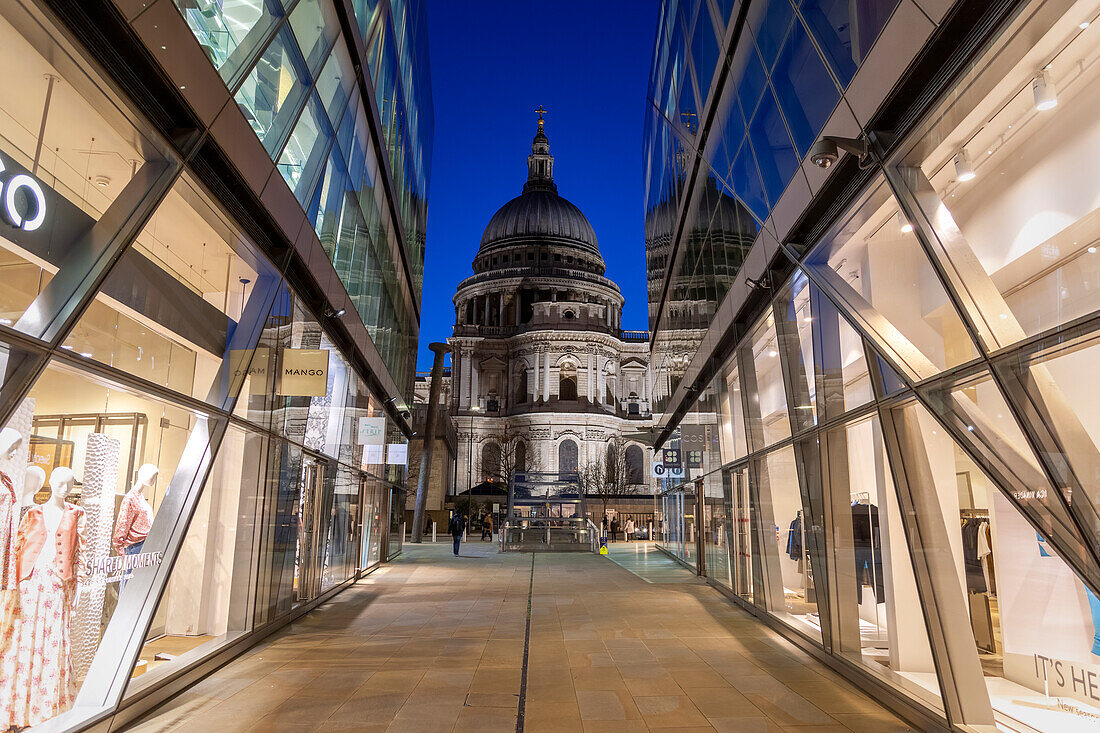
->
432, 522, 437, 543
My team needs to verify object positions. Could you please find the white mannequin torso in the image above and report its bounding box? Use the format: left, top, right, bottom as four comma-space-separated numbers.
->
36, 501, 64, 570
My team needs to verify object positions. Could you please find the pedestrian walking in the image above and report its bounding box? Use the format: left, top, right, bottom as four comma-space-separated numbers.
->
625, 518, 635, 541
481, 514, 493, 541
610, 517, 620, 542
449, 513, 467, 556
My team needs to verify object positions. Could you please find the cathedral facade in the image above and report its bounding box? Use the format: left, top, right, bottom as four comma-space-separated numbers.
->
444, 115, 655, 502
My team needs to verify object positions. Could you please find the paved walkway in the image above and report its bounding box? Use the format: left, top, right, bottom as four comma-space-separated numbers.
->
125, 541, 913, 732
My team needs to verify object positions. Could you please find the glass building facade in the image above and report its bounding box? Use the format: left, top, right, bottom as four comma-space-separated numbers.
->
646, 1, 1100, 731
0, 0, 429, 730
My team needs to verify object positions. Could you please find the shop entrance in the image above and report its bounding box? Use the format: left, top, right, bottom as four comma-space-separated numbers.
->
294, 454, 333, 603
729, 465, 753, 600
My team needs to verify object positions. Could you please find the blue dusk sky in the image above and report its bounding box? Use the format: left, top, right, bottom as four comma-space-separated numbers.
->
416, 0, 660, 370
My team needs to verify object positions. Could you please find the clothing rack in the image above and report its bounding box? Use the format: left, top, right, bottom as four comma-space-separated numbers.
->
851, 492, 870, 504
960, 509, 989, 519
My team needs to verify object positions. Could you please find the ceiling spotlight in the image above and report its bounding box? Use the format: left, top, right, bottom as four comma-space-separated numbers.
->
1033, 70, 1058, 111
80, 352, 93, 358
1081, 21, 1091, 29
954, 150, 975, 181
335, 308, 346, 317
768, 350, 777, 358
1089, 247, 1097, 254
897, 212, 914, 234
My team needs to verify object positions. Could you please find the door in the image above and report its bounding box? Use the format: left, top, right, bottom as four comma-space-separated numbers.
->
731, 465, 753, 601
294, 455, 331, 603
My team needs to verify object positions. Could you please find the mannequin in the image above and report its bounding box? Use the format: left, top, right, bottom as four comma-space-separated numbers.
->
0, 428, 24, 592
112, 464, 157, 557
20, 466, 44, 517
0, 467, 84, 728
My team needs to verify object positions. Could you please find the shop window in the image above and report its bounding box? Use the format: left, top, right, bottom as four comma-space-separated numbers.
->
718, 362, 749, 462
61, 173, 277, 406
0, 10, 173, 341
0, 359, 207, 728
745, 313, 791, 450
825, 414, 942, 712
123, 422, 266, 697
804, 178, 978, 377
753, 445, 822, 643
901, 18, 1100, 346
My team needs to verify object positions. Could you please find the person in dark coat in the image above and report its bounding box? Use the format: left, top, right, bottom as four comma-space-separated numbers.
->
481, 514, 493, 541
448, 513, 467, 556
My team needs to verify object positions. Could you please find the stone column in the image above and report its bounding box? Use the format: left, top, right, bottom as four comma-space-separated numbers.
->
543, 351, 551, 401
597, 358, 606, 404
587, 353, 595, 402
498, 292, 504, 327
413, 343, 450, 543
471, 359, 479, 410
532, 352, 540, 403
460, 351, 471, 408
472, 297, 479, 326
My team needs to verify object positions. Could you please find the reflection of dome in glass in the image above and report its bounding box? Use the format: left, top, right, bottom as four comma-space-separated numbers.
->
480, 190, 599, 254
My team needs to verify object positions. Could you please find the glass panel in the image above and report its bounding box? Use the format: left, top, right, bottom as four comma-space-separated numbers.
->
0, 9, 170, 338
754, 445, 822, 642
174, 0, 283, 82
277, 93, 334, 203
749, 86, 800, 204
751, 0, 794, 68
123, 423, 265, 696
770, 18, 840, 156
287, 0, 339, 74
234, 27, 310, 155
909, 18, 1100, 344
315, 43, 356, 128
0, 358, 211, 727
746, 313, 791, 449
804, 179, 979, 376
901, 400, 1100, 729
62, 173, 276, 404
387, 485, 404, 559
827, 415, 942, 711
717, 361, 749, 462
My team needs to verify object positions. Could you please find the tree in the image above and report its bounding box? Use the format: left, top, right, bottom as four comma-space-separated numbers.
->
476, 428, 540, 491
582, 438, 633, 525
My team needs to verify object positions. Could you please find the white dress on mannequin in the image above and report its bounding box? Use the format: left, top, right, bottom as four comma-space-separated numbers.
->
0, 468, 84, 729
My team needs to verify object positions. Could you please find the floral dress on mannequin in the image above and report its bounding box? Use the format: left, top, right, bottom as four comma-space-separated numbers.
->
0, 503, 85, 729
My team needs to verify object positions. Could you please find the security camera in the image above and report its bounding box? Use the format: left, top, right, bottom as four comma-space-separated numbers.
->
808, 135, 870, 169
809, 139, 838, 169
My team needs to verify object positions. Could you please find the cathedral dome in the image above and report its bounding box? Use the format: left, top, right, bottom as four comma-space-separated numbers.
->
480, 189, 599, 254
477, 112, 601, 259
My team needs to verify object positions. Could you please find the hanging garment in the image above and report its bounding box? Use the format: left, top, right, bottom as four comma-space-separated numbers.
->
852, 504, 884, 604
977, 520, 996, 596
786, 516, 802, 561
0, 504, 84, 728
961, 518, 987, 593
0, 471, 17, 590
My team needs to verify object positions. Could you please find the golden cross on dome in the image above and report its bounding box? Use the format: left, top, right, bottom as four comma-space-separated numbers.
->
535, 105, 547, 130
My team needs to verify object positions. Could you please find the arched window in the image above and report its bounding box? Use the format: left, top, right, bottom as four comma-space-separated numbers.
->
558, 440, 578, 479
515, 368, 528, 404
515, 442, 526, 473
626, 445, 644, 484
559, 361, 577, 400
481, 443, 501, 482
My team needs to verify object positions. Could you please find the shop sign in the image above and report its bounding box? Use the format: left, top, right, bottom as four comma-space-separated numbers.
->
0, 156, 47, 231
651, 459, 683, 479
358, 416, 386, 446
661, 448, 681, 468
276, 349, 329, 396
87, 550, 164, 583
386, 443, 408, 465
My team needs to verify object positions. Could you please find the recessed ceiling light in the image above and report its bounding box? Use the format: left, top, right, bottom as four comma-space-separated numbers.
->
897, 212, 914, 233
1089, 247, 1097, 254
80, 352, 93, 358
1081, 21, 1091, 29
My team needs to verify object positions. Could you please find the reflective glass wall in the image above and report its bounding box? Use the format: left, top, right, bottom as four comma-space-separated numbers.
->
654, 1, 1100, 730
645, 0, 900, 412
0, 0, 420, 729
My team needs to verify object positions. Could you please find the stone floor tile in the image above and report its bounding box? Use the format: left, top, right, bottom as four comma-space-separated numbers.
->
633, 694, 711, 728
